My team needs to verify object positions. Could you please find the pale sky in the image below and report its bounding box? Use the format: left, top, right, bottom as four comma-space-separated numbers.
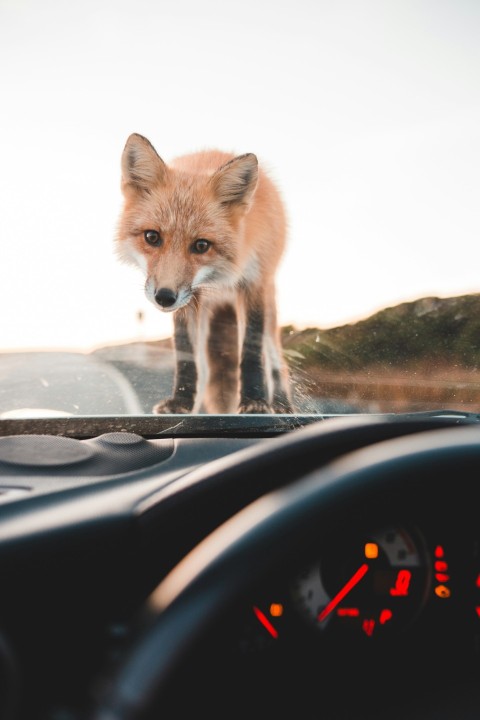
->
1, 0, 480, 351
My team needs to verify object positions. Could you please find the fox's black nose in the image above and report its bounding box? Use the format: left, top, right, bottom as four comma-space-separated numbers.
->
155, 288, 177, 308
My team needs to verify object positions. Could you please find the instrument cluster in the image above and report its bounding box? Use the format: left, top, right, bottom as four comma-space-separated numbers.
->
238, 520, 480, 660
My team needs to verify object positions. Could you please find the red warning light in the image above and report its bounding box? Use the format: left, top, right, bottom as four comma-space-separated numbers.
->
362, 619, 376, 636
435, 560, 448, 572
337, 608, 360, 617
390, 569, 412, 596
434, 545, 445, 558
379, 609, 393, 625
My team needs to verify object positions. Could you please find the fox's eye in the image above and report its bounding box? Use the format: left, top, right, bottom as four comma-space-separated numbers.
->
144, 230, 162, 247
192, 239, 211, 254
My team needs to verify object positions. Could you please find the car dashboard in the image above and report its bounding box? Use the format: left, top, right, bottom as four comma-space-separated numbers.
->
1, 412, 480, 720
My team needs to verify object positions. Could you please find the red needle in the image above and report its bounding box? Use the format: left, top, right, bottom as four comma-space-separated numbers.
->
317, 563, 369, 622
253, 606, 279, 638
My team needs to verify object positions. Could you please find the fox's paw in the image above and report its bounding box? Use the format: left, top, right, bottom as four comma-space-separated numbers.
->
153, 398, 193, 414
238, 400, 271, 414
271, 400, 295, 414
271, 394, 295, 414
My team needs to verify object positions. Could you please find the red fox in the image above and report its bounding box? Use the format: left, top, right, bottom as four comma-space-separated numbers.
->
116, 133, 292, 414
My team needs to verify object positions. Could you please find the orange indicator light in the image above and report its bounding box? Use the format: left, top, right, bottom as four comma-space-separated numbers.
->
434, 585, 451, 599
269, 603, 283, 618
365, 543, 378, 559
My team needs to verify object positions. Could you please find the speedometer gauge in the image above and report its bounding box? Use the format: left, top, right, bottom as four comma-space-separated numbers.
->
291, 525, 431, 638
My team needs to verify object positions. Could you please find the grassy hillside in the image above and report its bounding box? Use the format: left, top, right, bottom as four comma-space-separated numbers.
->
282, 294, 480, 413
282, 294, 480, 371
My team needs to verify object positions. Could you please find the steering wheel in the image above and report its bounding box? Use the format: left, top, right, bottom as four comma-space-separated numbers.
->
89, 420, 480, 720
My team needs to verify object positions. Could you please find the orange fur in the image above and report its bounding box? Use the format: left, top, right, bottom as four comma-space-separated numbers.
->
116, 133, 292, 414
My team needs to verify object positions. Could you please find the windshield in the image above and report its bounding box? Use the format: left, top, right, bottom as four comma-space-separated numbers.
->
1, 0, 480, 425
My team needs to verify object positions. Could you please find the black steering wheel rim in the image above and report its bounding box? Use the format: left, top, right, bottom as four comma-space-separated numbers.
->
90, 422, 480, 720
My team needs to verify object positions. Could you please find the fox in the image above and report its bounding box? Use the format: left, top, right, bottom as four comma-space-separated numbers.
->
116, 133, 293, 414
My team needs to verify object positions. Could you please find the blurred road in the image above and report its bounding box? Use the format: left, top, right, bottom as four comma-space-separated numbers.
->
0, 345, 174, 416
0, 342, 352, 417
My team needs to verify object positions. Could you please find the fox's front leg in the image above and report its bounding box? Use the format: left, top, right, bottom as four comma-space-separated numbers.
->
239, 301, 270, 414
153, 313, 197, 414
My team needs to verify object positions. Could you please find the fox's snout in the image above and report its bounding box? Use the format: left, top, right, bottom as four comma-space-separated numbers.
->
147, 282, 193, 312
155, 287, 177, 309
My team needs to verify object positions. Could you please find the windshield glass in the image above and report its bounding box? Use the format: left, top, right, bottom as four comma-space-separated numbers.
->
2, 0, 480, 421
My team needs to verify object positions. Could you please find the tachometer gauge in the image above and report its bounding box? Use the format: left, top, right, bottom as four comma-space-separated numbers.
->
291, 525, 431, 639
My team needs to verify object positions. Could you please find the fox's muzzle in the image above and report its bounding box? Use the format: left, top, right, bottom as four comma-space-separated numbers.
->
155, 288, 177, 308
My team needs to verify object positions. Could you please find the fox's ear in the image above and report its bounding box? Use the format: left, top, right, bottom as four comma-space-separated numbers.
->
121, 133, 168, 194
211, 153, 258, 208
